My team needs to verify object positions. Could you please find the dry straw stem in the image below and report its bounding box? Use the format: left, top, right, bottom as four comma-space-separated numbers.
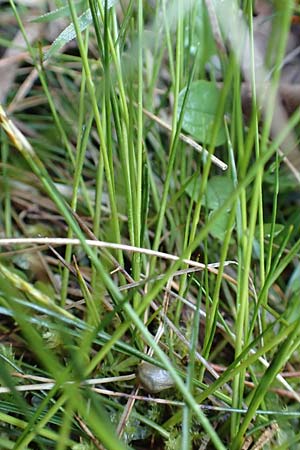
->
0, 236, 235, 275
142, 106, 228, 171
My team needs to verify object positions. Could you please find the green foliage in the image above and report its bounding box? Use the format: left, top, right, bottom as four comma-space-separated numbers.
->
186, 175, 234, 239
1, 0, 300, 448
42, 0, 118, 61
178, 80, 228, 146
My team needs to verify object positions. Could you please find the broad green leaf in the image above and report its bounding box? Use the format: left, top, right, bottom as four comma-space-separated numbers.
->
253, 223, 285, 257
205, 176, 234, 239
44, 0, 118, 61
178, 80, 227, 146
205, 175, 234, 210
185, 175, 234, 208
255, 223, 284, 239
208, 209, 232, 240
185, 175, 234, 239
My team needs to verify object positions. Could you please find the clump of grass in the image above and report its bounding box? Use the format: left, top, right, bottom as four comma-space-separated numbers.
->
1, 0, 300, 449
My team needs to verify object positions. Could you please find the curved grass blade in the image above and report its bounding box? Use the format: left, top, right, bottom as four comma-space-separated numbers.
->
30, 1, 86, 24
44, 0, 118, 61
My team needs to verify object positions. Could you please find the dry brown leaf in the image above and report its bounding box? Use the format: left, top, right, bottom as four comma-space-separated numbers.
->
0, 25, 42, 103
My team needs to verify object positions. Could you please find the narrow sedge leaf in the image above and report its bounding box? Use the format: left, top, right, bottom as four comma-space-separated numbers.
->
233, 319, 300, 449
30, 1, 86, 23
44, 0, 118, 61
